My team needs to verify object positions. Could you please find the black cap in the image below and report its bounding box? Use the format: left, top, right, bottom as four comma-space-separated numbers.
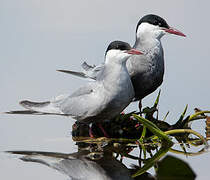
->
105, 41, 131, 55
136, 14, 170, 32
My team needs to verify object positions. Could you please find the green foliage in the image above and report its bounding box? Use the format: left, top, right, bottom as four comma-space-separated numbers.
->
156, 155, 196, 180
72, 91, 209, 179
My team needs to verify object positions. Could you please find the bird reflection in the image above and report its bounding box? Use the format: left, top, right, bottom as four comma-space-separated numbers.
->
6, 106, 205, 180
6, 114, 201, 180
7, 143, 154, 180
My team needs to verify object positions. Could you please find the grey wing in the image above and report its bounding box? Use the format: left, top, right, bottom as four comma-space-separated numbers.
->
60, 83, 101, 118
57, 61, 105, 80
5, 84, 97, 117
57, 69, 88, 79
68, 83, 94, 98
81, 61, 96, 71
81, 62, 104, 80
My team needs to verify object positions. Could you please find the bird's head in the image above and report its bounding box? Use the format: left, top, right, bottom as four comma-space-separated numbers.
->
105, 41, 143, 64
136, 14, 186, 41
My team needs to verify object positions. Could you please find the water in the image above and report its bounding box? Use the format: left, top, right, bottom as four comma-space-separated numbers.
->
1, 109, 209, 180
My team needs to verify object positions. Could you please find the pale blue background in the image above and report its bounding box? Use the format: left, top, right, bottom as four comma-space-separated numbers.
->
0, 0, 209, 179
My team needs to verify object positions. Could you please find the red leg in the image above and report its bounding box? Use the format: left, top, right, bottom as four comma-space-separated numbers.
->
89, 125, 94, 138
97, 123, 110, 138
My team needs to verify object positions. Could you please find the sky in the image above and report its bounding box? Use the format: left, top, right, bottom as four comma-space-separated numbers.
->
0, 0, 210, 179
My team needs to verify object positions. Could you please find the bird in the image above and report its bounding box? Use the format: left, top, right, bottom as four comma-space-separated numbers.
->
6, 150, 133, 180
5, 41, 142, 124
57, 14, 186, 109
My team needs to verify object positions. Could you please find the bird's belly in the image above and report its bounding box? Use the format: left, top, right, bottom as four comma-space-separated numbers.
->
132, 69, 163, 100
77, 85, 134, 123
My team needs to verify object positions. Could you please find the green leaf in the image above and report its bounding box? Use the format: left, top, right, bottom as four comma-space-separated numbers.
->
153, 90, 161, 108
132, 146, 170, 177
133, 114, 173, 146
156, 155, 196, 180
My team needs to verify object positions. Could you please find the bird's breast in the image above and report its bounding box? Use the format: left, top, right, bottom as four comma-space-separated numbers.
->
128, 47, 164, 100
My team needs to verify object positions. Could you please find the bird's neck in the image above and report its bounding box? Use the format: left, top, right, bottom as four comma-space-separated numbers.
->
133, 35, 164, 67
134, 34, 162, 53
103, 61, 128, 80
101, 62, 130, 90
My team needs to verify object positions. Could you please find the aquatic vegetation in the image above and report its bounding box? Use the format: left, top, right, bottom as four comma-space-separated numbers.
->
72, 91, 209, 178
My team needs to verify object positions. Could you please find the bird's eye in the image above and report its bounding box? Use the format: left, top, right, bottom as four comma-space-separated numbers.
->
153, 20, 158, 25
153, 20, 162, 27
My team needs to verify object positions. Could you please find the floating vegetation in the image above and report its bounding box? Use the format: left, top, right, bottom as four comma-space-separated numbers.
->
71, 91, 209, 178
